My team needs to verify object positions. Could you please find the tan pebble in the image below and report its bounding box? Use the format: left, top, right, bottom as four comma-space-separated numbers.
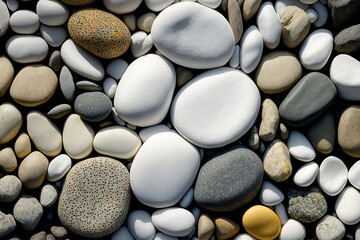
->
242, 0, 261, 21
280, 122, 289, 140
14, 133, 31, 159
18, 151, 49, 189
214, 217, 240, 240
137, 12, 156, 33
338, 106, 360, 157
30, 231, 46, 240
0, 102, 22, 144
259, 99, 279, 142
228, 0, 243, 43
0, 147, 17, 172
221, 0, 229, 11
0, 56, 14, 98
176, 66, 193, 87
123, 14, 136, 32
198, 214, 215, 240
307, 112, 335, 154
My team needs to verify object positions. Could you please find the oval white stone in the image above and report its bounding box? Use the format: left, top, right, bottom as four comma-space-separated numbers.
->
0, 1, 10, 37
293, 162, 319, 187
130, 132, 200, 208
36, 0, 69, 26
114, 54, 176, 127
47, 154, 72, 182
275, 203, 288, 225
151, 207, 195, 237
151, 2, 235, 69
127, 210, 156, 240
145, 0, 175, 11
234, 234, 256, 240
103, 0, 142, 14
40, 25, 67, 48
287, 130, 316, 162
259, 181, 284, 206
257, 1, 281, 49
239, 25, 263, 73
306, 8, 318, 23
171, 67, 260, 148
349, 160, 360, 190
299, 29, 333, 70
335, 186, 360, 225
130, 31, 153, 58
279, 219, 306, 240
9, 10, 39, 34
229, 45, 240, 68
139, 124, 172, 142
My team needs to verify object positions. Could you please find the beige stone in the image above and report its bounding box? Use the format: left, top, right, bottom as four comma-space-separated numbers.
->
0, 147, 17, 172
18, 151, 49, 189
0, 103, 22, 144
122, 14, 136, 32
14, 133, 31, 158
228, 0, 243, 43
0, 56, 14, 98
242, 0, 261, 21
338, 106, 360, 157
307, 112, 335, 154
198, 214, 215, 240
214, 217, 240, 240
280, 122, 289, 140
259, 99, 279, 142
137, 12, 156, 33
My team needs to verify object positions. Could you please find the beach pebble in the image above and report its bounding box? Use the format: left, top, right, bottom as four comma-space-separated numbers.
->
247, 126, 259, 150
328, 0, 360, 27
39, 25, 67, 47
316, 215, 345, 240
279, 219, 306, 240
179, 188, 194, 208
18, 151, 49, 189
0, 211, 16, 238
36, 0, 69, 26
13, 195, 43, 231
9, 10, 39, 34
349, 160, 360, 189
0, 56, 14, 98
104, 0, 142, 14
214, 217, 240, 240
103, 77, 117, 99
14, 133, 31, 158
130, 31, 153, 58
293, 162, 319, 187
242, 0, 262, 21
59, 66, 75, 101
239, 25, 263, 73
139, 125, 172, 142
48, 50, 61, 72
259, 181, 284, 206
306, 8, 318, 23
334, 24, 360, 53
50, 226, 68, 240
287, 130, 316, 162
312, 1, 328, 27
154, 233, 178, 240
338, 106, 360, 157
47, 104, 72, 119
151, 2, 235, 69
111, 226, 134, 240
47, 154, 72, 182
198, 214, 215, 240
40, 184, 58, 208
335, 186, 360, 225
275, 0, 309, 18
275, 203, 288, 225
176, 66, 193, 87
259, 99, 279, 141
122, 13, 136, 31
280, 123, 289, 140
197, 0, 221, 8
0, 175, 22, 202
74, 92, 112, 122
0, 147, 17, 172
228, 0, 243, 43
229, 45, 240, 68
76, 80, 102, 91
106, 59, 128, 80
127, 210, 155, 240
0, 1, 10, 37
145, 0, 175, 11
137, 12, 156, 33
0, 103, 22, 145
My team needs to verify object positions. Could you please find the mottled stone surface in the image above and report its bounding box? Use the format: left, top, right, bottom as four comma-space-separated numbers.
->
74, 92, 112, 122
334, 24, 360, 54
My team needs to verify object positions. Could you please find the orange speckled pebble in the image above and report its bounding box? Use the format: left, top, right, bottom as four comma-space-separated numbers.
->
242, 205, 281, 240
68, 8, 131, 59
61, 0, 94, 6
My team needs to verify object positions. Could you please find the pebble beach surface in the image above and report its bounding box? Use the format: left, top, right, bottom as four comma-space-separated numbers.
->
0, 0, 360, 239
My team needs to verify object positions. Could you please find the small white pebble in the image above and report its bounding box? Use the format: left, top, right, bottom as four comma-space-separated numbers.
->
306, 8, 318, 23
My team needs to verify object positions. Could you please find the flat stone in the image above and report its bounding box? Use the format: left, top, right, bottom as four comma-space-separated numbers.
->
145, 0, 175, 11
18, 151, 49, 189
0, 56, 14, 98
338, 106, 360, 157
197, 0, 221, 8
0, 175, 22, 202
349, 160, 360, 189
103, 77, 117, 99
13, 195, 43, 231
275, 203, 288, 225
75, 81, 102, 91
48, 50, 61, 73
50, 226, 68, 240
59, 66, 75, 101
47, 104, 72, 119
30, 231, 46, 240
40, 184, 58, 208
39, 25, 67, 48
47, 154, 72, 182
137, 12, 156, 33
111, 226, 134, 240
198, 214, 215, 240
293, 162, 319, 187
122, 14, 136, 32
335, 24, 360, 53
0, 211, 16, 238
335, 186, 360, 225
328, 0, 360, 27
259, 99, 279, 142
9, 10, 39, 34
243, 0, 261, 21
0, 103, 22, 145
0, 1, 10, 37
228, 0, 243, 43
74, 92, 112, 122
103, 0, 141, 14
316, 215, 345, 240
106, 58, 128, 80
0, 147, 17, 172
214, 217, 240, 240
14, 133, 31, 159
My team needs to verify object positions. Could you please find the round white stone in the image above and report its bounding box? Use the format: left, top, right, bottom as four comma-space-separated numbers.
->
293, 162, 319, 187
257, 1, 281, 49
275, 0, 309, 18
151, 207, 195, 237
313, 1, 327, 27
279, 219, 306, 240
130, 132, 200, 208
39, 25, 67, 47
36, 0, 69, 26
103, 77, 117, 99
0, 1, 10, 37
275, 203, 288, 225
259, 181, 284, 206
145, 0, 175, 11
9, 10, 39, 34
349, 160, 360, 190
239, 25, 263, 73
287, 130, 316, 162
151, 2, 235, 69
130, 31, 153, 58
234, 234, 256, 240
197, 0, 221, 8
139, 124, 172, 142
47, 154, 72, 182
171, 67, 260, 148
103, 0, 142, 14
299, 29, 333, 70
111, 226, 135, 240
306, 8, 318, 23
179, 188, 194, 208
106, 59, 128, 81
114, 54, 176, 127
154, 232, 178, 240
335, 186, 360, 225
127, 210, 156, 240
330, 54, 360, 101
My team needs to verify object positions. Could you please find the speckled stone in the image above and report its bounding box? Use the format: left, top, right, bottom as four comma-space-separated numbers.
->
194, 146, 263, 212
74, 92, 112, 122
61, 0, 93, 6
0, 56, 14, 98
13, 195, 43, 231
259, 98, 279, 142
47, 104, 72, 119
48, 50, 61, 73
0, 175, 22, 202
316, 215, 345, 240
307, 112, 335, 154
58, 156, 131, 238
338, 106, 360, 157
0, 211, 16, 238
335, 24, 360, 53
68, 9, 131, 59
0, 147, 17, 172
287, 187, 327, 223
50, 226, 68, 240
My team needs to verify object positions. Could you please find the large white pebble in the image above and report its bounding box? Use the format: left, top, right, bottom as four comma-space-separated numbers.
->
106, 59, 128, 80
330, 54, 360, 101
61, 39, 104, 81
139, 124, 172, 142
299, 29, 333, 70
154, 232, 178, 240
0, 1, 10, 37
151, 207, 195, 237
6, 35, 48, 64
93, 126, 141, 159
171, 67, 260, 148
103, 77, 117, 99
279, 219, 306, 240
317, 156, 348, 196
104, 0, 142, 14
40, 25, 67, 47
335, 186, 360, 225
349, 160, 360, 189
127, 210, 156, 240
114, 54, 175, 127
275, 203, 288, 225
287, 130, 316, 162
313, 1, 327, 27
145, 0, 175, 11
293, 162, 319, 187
130, 132, 200, 208
197, 0, 221, 8
257, 1, 281, 49
239, 25, 263, 73
151, 2, 235, 69
259, 181, 284, 206
36, 0, 69, 26
275, 0, 308, 17
10, 10, 39, 34
47, 154, 72, 182
111, 226, 135, 240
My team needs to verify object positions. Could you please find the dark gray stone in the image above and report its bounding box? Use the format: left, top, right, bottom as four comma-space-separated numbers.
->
49, 51, 61, 73
59, 66, 75, 102
279, 72, 337, 127
335, 24, 360, 53
194, 145, 263, 212
74, 92, 112, 122
76, 81, 102, 91
47, 104, 72, 119
328, 0, 360, 27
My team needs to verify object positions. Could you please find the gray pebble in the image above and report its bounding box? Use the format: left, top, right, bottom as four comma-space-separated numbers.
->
0, 175, 22, 202
316, 215, 345, 240
48, 50, 61, 73
0, 211, 16, 238
13, 195, 43, 231
50, 226, 68, 240
47, 104, 72, 119
30, 231, 46, 240
59, 66, 75, 102
76, 81, 102, 91
74, 92, 112, 122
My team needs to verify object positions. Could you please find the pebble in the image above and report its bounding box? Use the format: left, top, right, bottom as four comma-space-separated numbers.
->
47, 104, 72, 119
306, 8, 318, 23
335, 186, 360, 225
259, 99, 279, 142
242, 0, 262, 21
144, 0, 174, 11
171, 67, 260, 148
61, 0, 94, 5
299, 29, 333, 70
14, 132, 31, 158
234, 234, 256, 240
36, 0, 69, 26
103, 0, 142, 14
154, 232, 178, 240
275, 203, 288, 225
18, 151, 49, 189
0, 56, 14, 98
242, 205, 281, 240
130, 31, 153, 58
279, 219, 306, 240
39, 25, 67, 48
247, 126, 259, 150
275, 0, 309, 18
179, 188, 194, 208
74, 92, 112, 122
122, 13, 136, 31
127, 210, 156, 240
280, 123, 289, 140
259, 181, 285, 206
6, 35, 48, 63
255, 51, 302, 94
194, 146, 263, 211
58, 157, 131, 238
13, 195, 43, 231
47, 154, 72, 182
106, 58, 128, 80
349, 160, 360, 189
151, 207, 195, 237
328, 0, 360, 27
229, 45, 240, 68
334, 24, 360, 53
176, 66, 193, 87
239, 25, 263, 74
198, 214, 215, 240
197, 0, 221, 8
312, 1, 328, 27
151, 2, 235, 69
293, 162, 319, 187
0, 1, 10, 37
228, 0, 243, 43
62, 114, 94, 159
59, 66, 75, 101
0, 211, 16, 238
214, 217, 240, 240
50, 226, 68, 240
76, 80, 102, 91
316, 215, 346, 240
130, 132, 200, 208
0, 103, 22, 144
111, 226, 134, 240
0, 175, 22, 202
0, 147, 17, 172
103, 77, 117, 99
9, 10, 39, 34
40, 184, 58, 208
7, 0, 18, 12
139, 124, 172, 142
30, 231, 46, 240
48, 50, 61, 72
137, 12, 156, 33
338, 106, 360, 157
287, 130, 316, 162
279, 72, 337, 127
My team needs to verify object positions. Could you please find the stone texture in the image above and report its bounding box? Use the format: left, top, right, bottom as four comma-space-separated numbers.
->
198, 214, 215, 240
0, 147, 17, 172
228, 0, 243, 43
242, 0, 261, 21
0, 103, 22, 144
13, 195, 43, 231
61, 0, 93, 5
328, 0, 360, 27
0, 211, 16, 238
259, 98, 279, 142
74, 92, 112, 122
14, 133, 31, 159
0, 56, 14, 98
307, 112, 335, 154
18, 151, 49, 189
335, 24, 360, 53
214, 217, 240, 240
50, 226, 68, 240
47, 104, 72, 119
40, 184, 58, 208
316, 215, 345, 240
0, 175, 22, 202
338, 106, 360, 157
48, 50, 61, 73
30, 231, 46, 240
76, 81, 102, 91
137, 12, 156, 33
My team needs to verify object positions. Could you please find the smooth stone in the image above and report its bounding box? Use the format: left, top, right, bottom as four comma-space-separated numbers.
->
288, 131, 316, 162
40, 184, 58, 208
106, 58, 128, 80
194, 146, 263, 212
279, 72, 337, 127
234, 234, 256, 240
151, 2, 235, 69
60, 0, 94, 6
228, 0, 243, 43
0, 175, 22, 202
130, 132, 200, 208
114, 54, 175, 127
18, 151, 48, 189
259, 181, 284, 206
280, 6, 310, 48
176, 66, 193, 87
36, 0, 69, 26
338, 106, 360, 157
0, 56, 14, 97
0, 1, 10, 37
153, 232, 178, 240
214, 217, 240, 240
93, 126, 141, 159
256, 1, 281, 49
76, 80, 101, 91
247, 126, 260, 150
0, 211, 16, 238
335, 186, 360, 225
179, 188, 194, 208
63, 114, 94, 160
48, 50, 61, 73
275, 203, 288, 225
47, 154, 72, 182
127, 210, 156, 240
299, 29, 333, 70
103, 77, 117, 99
59, 66, 74, 101
197, 0, 221, 8
239, 25, 263, 74
335, 24, 360, 53
50, 226, 68, 240
6, 0, 16, 12
58, 157, 131, 238
312, 1, 327, 27
122, 13, 136, 31
299, 0, 316, 3
255, 51, 302, 94
13, 195, 43, 231
330, 54, 360, 101
171, 67, 260, 148
130, 31, 153, 58
287, 187, 327, 223
198, 214, 215, 240
111, 226, 135, 240
6, 35, 48, 63
328, 0, 360, 27
74, 92, 112, 122
145, 0, 174, 11
61, 39, 104, 81
39, 25, 67, 47
316, 215, 346, 240
151, 207, 195, 237
104, 0, 142, 14
112, 108, 126, 126
275, 0, 309, 18
259, 99, 279, 142
279, 219, 306, 240
263, 140, 292, 182
0, 103, 22, 144
280, 123, 289, 140
349, 160, 360, 189
14, 133, 31, 158
139, 124, 172, 142
293, 162, 319, 187
9, 10, 39, 34
30, 231, 46, 240
27, 111, 62, 157
0, 147, 17, 172
242, 205, 281, 240
137, 12, 156, 33
242, 0, 262, 21
47, 104, 71, 119
229, 45, 240, 68
306, 8, 318, 23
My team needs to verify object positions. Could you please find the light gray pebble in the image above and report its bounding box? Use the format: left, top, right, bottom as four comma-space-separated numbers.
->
13, 195, 43, 231
316, 215, 345, 240
137, 12, 156, 33
47, 104, 72, 119
76, 80, 102, 91
247, 126, 259, 150
0, 211, 16, 238
0, 175, 22, 203
59, 66, 75, 101
30, 231, 46, 240
40, 184, 58, 208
